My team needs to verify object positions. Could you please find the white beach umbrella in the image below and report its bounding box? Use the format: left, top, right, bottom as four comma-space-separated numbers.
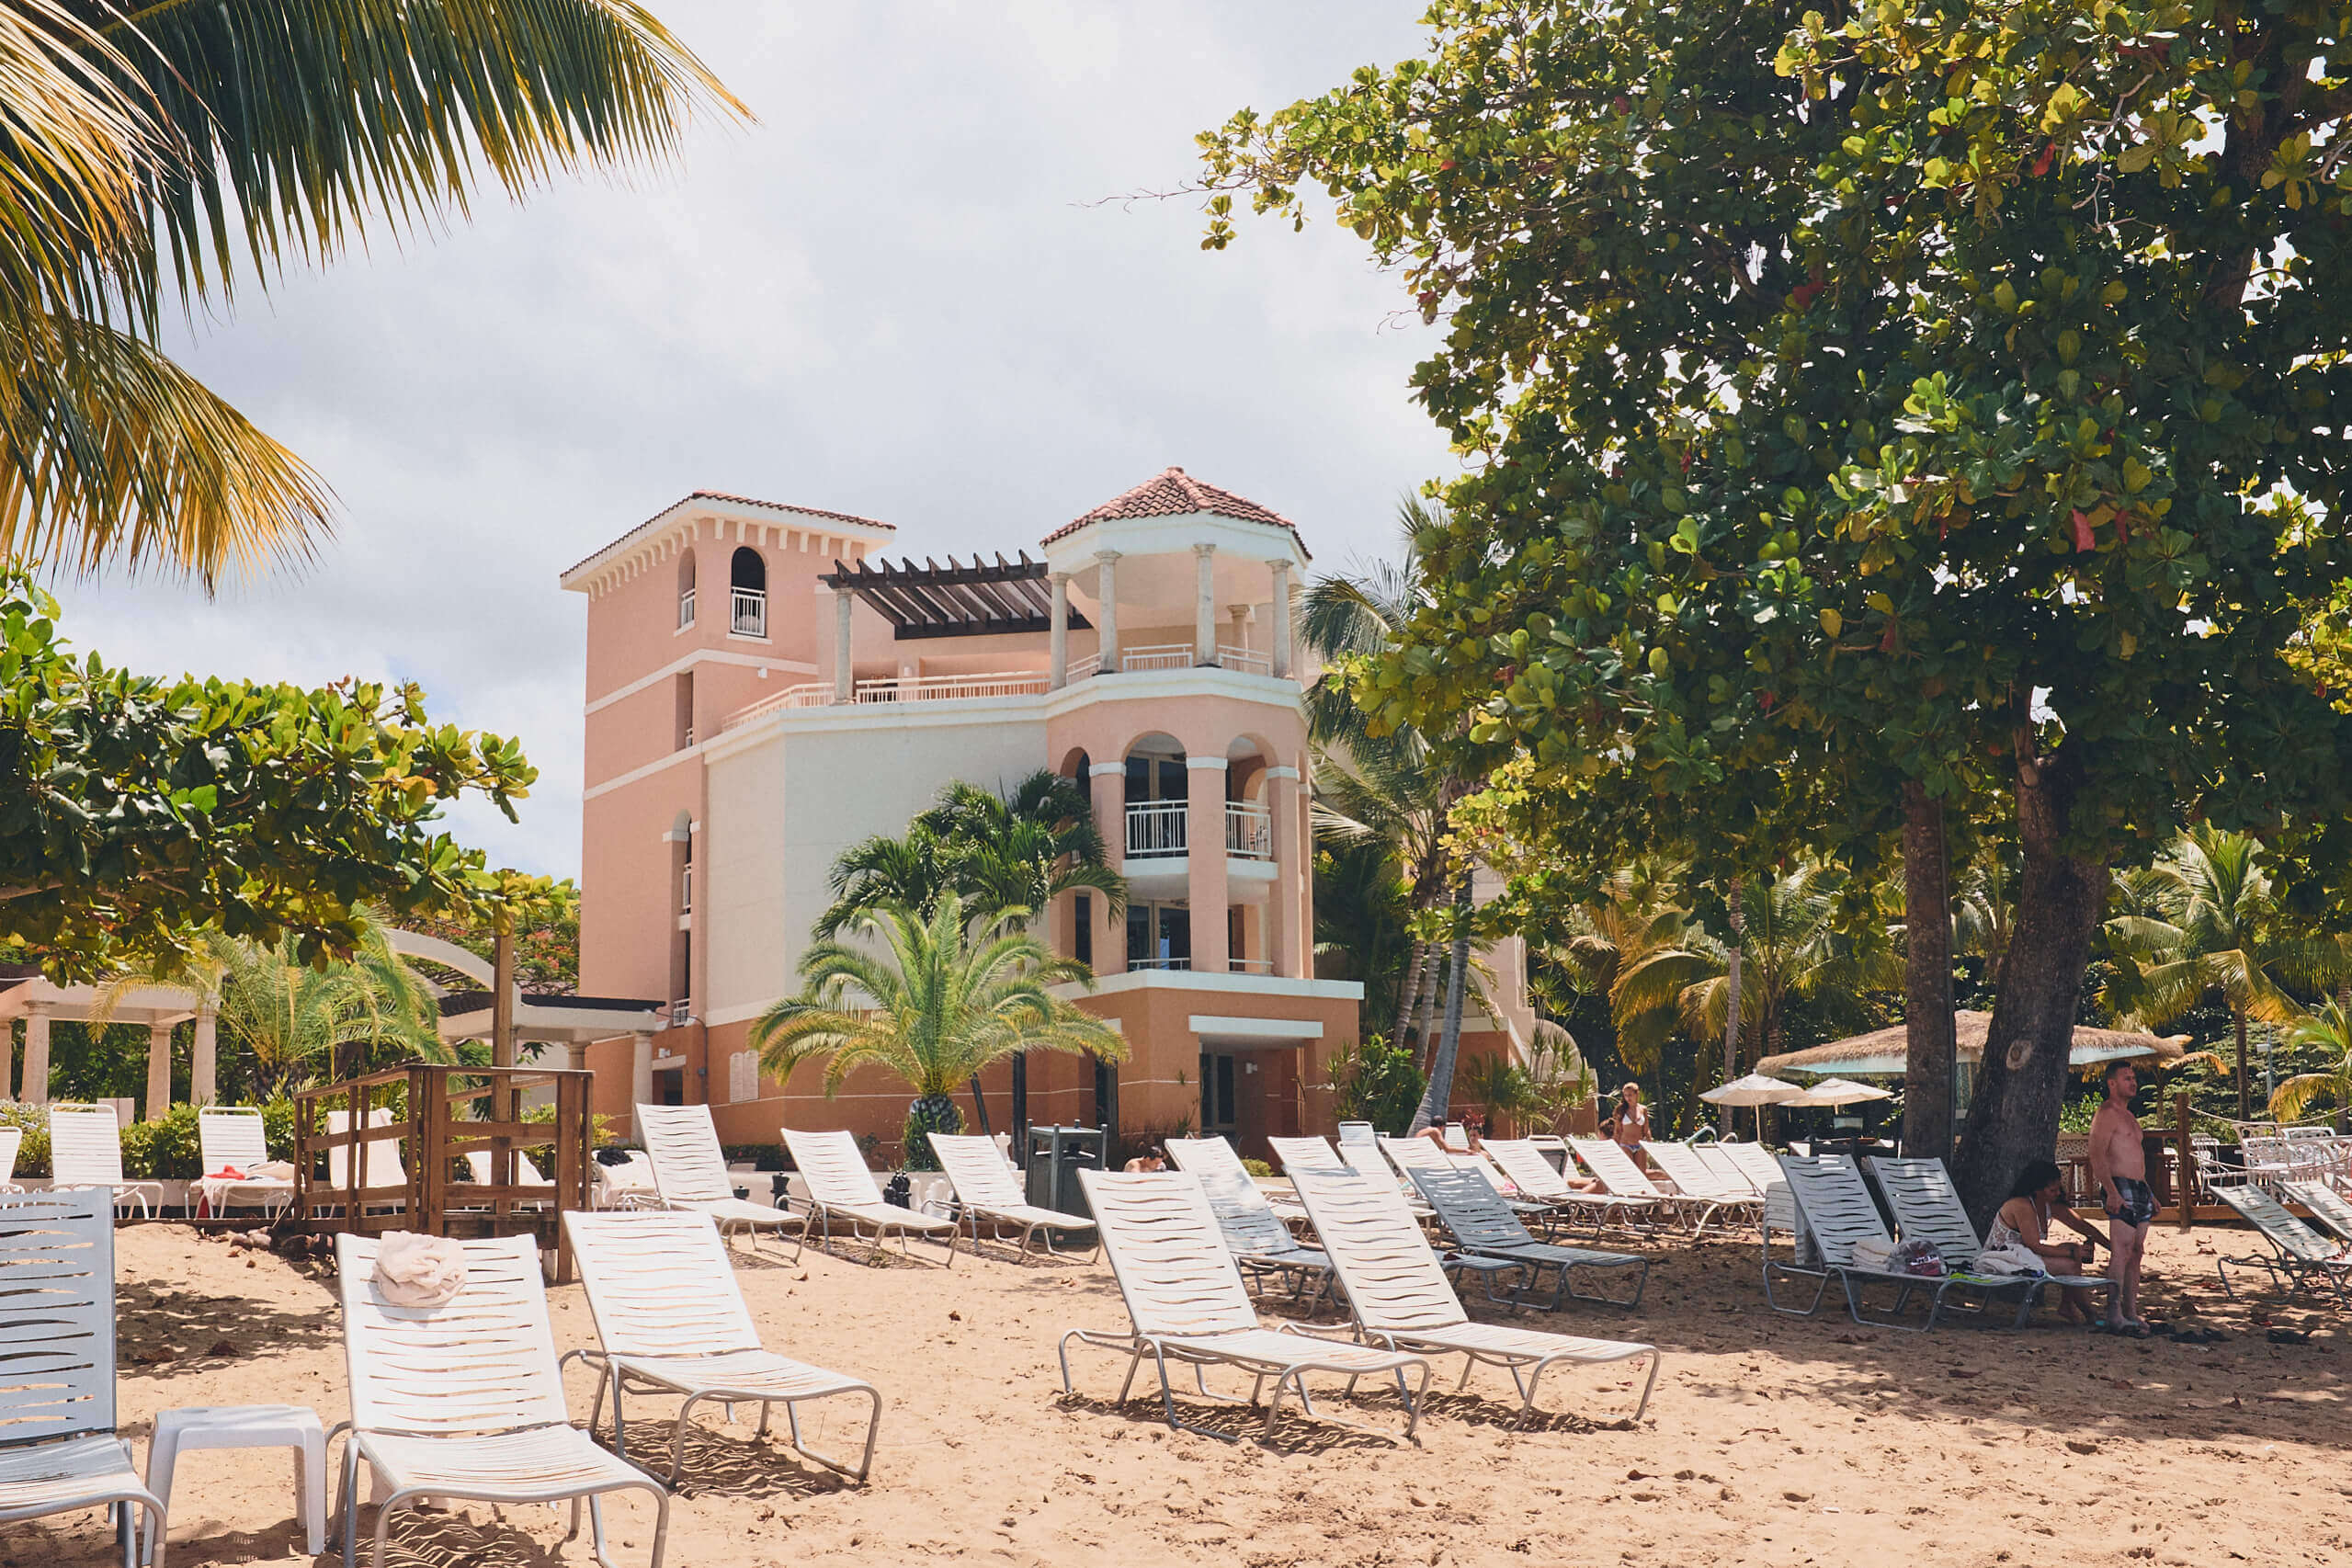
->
1788, 1076, 1894, 1108
1701, 1073, 1804, 1107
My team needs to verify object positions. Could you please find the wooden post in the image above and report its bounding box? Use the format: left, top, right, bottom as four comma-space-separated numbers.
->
2175, 1089, 2194, 1232
417, 1065, 449, 1240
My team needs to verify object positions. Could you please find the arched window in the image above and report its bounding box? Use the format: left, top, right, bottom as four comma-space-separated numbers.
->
729, 547, 767, 637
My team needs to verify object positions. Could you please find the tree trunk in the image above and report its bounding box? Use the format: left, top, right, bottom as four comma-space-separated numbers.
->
1412, 944, 1441, 1071
968, 1074, 992, 1137
1410, 877, 1477, 1133
1952, 748, 2108, 1228
1392, 939, 1429, 1055
1722, 876, 1744, 1087
2234, 1007, 2250, 1121
1902, 781, 1958, 1161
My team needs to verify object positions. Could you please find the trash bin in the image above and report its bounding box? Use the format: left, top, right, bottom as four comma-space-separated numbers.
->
1026, 1125, 1105, 1218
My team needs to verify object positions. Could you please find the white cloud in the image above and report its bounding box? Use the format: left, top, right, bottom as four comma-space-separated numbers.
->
47, 1, 1455, 883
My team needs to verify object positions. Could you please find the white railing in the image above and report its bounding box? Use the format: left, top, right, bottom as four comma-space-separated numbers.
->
1229, 957, 1275, 974
1217, 644, 1272, 676
1120, 643, 1194, 672
677, 586, 697, 630
1225, 801, 1274, 859
680, 862, 692, 914
1126, 800, 1187, 858
721, 682, 831, 731
855, 671, 1050, 704
1066, 653, 1101, 680
1129, 956, 1192, 971
731, 586, 767, 638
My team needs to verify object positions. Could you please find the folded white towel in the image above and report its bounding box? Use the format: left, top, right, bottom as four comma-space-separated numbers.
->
371, 1231, 468, 1307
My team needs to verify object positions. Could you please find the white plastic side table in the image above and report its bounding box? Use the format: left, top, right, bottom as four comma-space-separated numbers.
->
144, 1403, 325, 1563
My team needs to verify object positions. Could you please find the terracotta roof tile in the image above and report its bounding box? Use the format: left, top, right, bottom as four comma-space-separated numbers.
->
1040, 468, 1301, 548
563, 490, 894, 580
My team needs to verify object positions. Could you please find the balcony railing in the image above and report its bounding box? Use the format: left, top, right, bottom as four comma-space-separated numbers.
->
1128, 956, 1192, 971
855, 672, 1050, 703
1229, 957, 1275, 974
1067, 644, 1277, 677
680, 863, 692, 914
1119, 643, 1194, 672
1217, 643, 1273, 676
1225, 801, 1274, 859
1125, 800, 1187, 858
721, 682, 830, 731
677, 586, 697, 630
731, 586, 767, 638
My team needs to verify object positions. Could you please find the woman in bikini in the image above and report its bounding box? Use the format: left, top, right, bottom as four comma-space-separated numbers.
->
1990, 1159, 2108, 1325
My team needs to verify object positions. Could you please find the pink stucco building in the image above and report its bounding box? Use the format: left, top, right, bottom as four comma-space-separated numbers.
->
561, 469, 1379, 1159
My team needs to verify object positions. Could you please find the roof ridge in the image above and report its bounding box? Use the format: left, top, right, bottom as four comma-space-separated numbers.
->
562, 489, 896, 580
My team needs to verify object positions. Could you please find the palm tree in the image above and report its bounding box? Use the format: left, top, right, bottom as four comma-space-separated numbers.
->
2103, 827, 2343, 1120
1676, 865, 1903, 1064
95, 908, 445, 1098
2, 2, 742, 586
1559, 863, 1714, 1077
754, 896, 1127, 1170
2269, 1001, 2352, 1124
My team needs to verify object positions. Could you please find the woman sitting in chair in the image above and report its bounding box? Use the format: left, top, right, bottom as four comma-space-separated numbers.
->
1989, 1159, 2108, 1325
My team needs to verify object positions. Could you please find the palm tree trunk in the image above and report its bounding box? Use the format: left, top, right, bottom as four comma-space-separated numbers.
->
1722, 876, 1744, 1086
1412, 948, 1440, 1071
1390, 939, 1428, 1054
1410, 877, 1476, 1134
2235, 1006, 2250, 1121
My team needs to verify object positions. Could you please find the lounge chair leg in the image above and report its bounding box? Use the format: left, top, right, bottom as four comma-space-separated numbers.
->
610, 1369, 632, 1460
757, 1401, 773, 1437
566, 1496, 584, 1541
337, 1444, 360, 1568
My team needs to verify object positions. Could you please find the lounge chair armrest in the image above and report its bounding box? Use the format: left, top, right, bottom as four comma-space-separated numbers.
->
1272, 1321, 1363, 1346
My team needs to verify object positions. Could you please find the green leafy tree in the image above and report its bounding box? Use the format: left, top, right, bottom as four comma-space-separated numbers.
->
0, 0, 741, 585
755, 896, 1127, 1171
1198, 0, 2352, 1218
0, 577, 536, 978
404, 881, 582, 994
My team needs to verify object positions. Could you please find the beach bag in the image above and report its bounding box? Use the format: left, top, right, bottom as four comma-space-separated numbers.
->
1971, 1239, 2047, 1277
1891, 1238, 1947, 1278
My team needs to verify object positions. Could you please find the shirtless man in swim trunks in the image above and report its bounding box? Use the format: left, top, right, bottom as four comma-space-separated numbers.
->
2090, 1060, 2155, 1335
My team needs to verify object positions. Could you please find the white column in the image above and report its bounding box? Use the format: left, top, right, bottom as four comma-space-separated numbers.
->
1095, 551, 1120, 672
565, 1042, 590, 1073
21, 1003, 50, 1105
190, 1006, 218, 1106
833, 587, 855, 702
145, 1020, 173, 1120
1194, 542, 1218, 665
1186, 756, 1230, 974
1266, 766, 1301, 977
1269, 560, 1295, 679
631, 1030, 655, 1136
1049, 572, 1070, 690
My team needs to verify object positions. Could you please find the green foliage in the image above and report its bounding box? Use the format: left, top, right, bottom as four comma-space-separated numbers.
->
1241, 1157, 1274, 1178
902, 1095, 962, 1172
0, 1103, 51, 1177
0, 576, 538, 980
405, 882, 583, 994
1326, 1033, 1426, 1135
118, 1103, 203, 1179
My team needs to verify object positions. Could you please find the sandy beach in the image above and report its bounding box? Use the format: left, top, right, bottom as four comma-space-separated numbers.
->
13, 1219, 2347, 1568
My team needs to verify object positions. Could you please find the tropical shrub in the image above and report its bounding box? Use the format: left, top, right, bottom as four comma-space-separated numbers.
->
1328, 1034, 1426, 1135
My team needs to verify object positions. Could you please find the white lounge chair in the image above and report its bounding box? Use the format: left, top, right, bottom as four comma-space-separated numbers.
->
1287, 1165, 1661, 1421
1865, 1156, 2115, 1331
592, 1151, 660, 1210
462, 1148, 555, 1211
1164, 1137, 1333, 1301
1641, 1141, 1757, 1233
927, 1133, 1098, 1262
1772, 1153, 2002, 1326
780, 1128, 958, 1261
636, 1105, 803, 1260
2212, 1185, 2352, 1305
0, 1126, 21, 1192
322, 1108, 407, 1217
332, 1233, 668, 1568
0, 1189, 168, 1567
2282, 1178, 2352, 1247
1267, 1134, 1346, 1176
562, 1211, 882, 1485
1057, 1169, 1433, 1443
1378, 1135, 1560, 1226
1403, 1165, 1652, 1310
196, 1107, 292, 1219
48, 1106, 162, 1220
1570, 1137, 1718, 1233
1482, 1138, 1658, 1235
1694, 1143, 1760, 1199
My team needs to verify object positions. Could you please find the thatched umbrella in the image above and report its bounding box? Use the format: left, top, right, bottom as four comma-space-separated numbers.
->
1756, 1011, 2191, 1077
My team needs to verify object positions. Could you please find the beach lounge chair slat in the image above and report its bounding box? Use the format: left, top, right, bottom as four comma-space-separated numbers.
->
47, 1107, 162, 1220
1058, 1170, 1432, 1443
1285, 1166, 1660, 1421
781, 1128, 958, 1262
1399, 1164, 1650, 1311
2282, 1179, 2352, 1248
1481, 1138, 1658, 1236
335, 1233, 668, 1568
1640, 1142, 1755, 1234
636, 1105, 804, 1260
0, 1189, 166, 1567
2212, 1185, 2352, 1304
563, 1210, 882, 1483
1864, 1156, 2114, 1331
1164, 1137, 1332, 1300
929, 1134, 1098, 1262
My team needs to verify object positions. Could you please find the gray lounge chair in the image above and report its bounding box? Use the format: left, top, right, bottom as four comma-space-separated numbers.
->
2213, 1186, 2352, 1305
1864, 1156, 2115, 1331
1403, 1165, 1651, 1310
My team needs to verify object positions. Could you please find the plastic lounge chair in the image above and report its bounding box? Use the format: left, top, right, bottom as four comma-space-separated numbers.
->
592, 1152, 660, 1210
1864, 1156, 2115, 1331
2211, 1186, 2352, 1305
1379, 1136, 1560, 1225
332, 1233, 669, 1568
463, 1150, 555, 1210
1773, 1154, 1996, 1326
1641, 1142, 1757, 1233
1760, 1153, 1878, 1315
0, 1126, 21, 1192
1481, 1138, 1657, 1236
1287, 1165, 1661, 1421
928, 1133, 1098, 1262
1056, 1169, 1433, 1443
2283, 1178, 2352, 1247
323, 1108, 408, 1217
1570, 1137, 1720, 1233
562, 1211, 882, 1485
0, 1189, 168, 1568
636, 1105, 803, 1260
47, 1107, 163, 1221
1164, 1137, 1333, 1301
779, 1128, 958, 1262
195, 1108, 292, 1219
1403, 1165, 1651, 1310
1267, 1135, 1346, 1176
1695, 1143, 1761, 1199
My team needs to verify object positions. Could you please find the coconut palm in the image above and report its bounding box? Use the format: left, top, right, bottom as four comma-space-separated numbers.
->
2269, 1001, 2352, 1124
2, 1, 742, 586
755, 895, 1127, 1170
1676, 865, 1903, 1063
94, 908, 445, 1097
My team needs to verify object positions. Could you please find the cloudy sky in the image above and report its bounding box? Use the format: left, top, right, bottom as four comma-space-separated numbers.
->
57, 3, 1456, 882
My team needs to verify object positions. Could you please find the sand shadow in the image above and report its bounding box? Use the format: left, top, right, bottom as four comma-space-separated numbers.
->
1053, 1384, 1419, 1453
114, 1275, 340, 1381
584, 1408, 868, 1501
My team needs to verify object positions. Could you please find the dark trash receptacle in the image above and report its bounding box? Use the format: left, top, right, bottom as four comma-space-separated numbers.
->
1027, 1125, 1105, 1218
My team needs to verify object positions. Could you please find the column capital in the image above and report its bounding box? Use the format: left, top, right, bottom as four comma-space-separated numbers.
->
1262, 765, 1301, 782
1094, 549, 1122, 565
1087, 761, 1127, 777
1192, 540, 1217, 557
1049, 568, 1070, 585
1184, 755, 1230, 771
22, 999, 50, 1017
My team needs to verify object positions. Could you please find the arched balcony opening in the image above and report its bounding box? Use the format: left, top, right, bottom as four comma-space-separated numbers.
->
729, 546, 767, 637
676, 551, 697, 630
1121, 735, 1190, 971
1121, 735, 1188, 858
